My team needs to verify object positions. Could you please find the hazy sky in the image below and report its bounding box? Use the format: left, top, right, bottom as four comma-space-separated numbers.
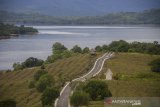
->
0, 0, 160, 16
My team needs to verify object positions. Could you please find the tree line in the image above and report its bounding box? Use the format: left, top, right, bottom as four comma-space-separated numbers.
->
0, 23, 38, 39
95, 40, 160, 55
12, 40, 160, 71
0, 8, 160, 25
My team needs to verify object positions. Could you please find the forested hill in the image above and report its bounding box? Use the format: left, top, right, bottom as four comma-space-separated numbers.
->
0, 9, 160, 25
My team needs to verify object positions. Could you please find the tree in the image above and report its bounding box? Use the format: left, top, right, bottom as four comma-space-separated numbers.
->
13, 62, 24, 71
109, 40, 129, 52
83, 47, 90, 53
61, 50, 72, 58
84, 80, 112, 100
41, 87, 59, 106
34, 69, 47, 81
149, 58, 160, 72
95, 46, 102, 52
36, 74, 54, 92
71, 45, 82, 53
102, 45, 109, 52
52, 42, 67, 54
23, 57, 44, 68
70, 91, 89, 107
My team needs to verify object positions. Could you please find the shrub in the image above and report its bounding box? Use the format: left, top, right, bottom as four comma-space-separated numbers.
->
36, 74, 54, 92
13, 62, 24, 71
0, 99, 16, 107
71, 45, 82, 53
22, 57, 44, 68
70, 91, 89, 107
34, 69, 47, 81
41, 64, 45, 69
149, 58, 160, 72
83, 47, 90, 53
84, 80, 112, 100
41, 87, 59, 106
28, 80, 35, 88
95, 45, 102, 52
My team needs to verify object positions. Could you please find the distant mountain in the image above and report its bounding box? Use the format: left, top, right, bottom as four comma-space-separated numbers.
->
0, 0, 160, 16
1, 9, 160, 25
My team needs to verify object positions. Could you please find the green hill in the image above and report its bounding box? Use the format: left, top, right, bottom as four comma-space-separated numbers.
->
0, 53, 98, 107
89, 53, 160, 107
0, 53, 160, 107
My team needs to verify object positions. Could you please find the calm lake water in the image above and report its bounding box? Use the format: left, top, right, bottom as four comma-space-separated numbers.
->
0, 26, 160, 70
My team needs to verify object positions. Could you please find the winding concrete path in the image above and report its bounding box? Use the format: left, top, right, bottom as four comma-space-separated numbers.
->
55, 52, 113, 107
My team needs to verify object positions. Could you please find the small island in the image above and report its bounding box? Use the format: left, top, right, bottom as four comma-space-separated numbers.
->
0, 23, 38, 39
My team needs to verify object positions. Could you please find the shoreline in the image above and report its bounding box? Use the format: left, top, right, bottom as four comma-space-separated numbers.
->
0, 32, 38, 40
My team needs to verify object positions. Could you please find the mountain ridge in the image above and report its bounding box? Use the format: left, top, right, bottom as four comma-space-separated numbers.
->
0, 0, 160, 16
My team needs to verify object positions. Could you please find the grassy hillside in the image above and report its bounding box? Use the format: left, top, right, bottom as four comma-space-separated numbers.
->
0, 53, 98, 107
88, 53, 160, 107
1, 52, 159, 107
99, 53, 160, 97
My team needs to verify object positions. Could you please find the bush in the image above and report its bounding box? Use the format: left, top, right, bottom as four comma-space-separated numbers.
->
83, 47, 90, 53
13, 57, 44, 70
22, 57, 44, 68
41, 64, 45, 69
95, 45, 102, 52
71, 45, 82, 53
84, 80, 112, 100
149, 58, 160, 72
34, 69, 47, 81
28, 80, 35, 88
109, 40, 129, 52
13, 62, 24, 71
41, 87, 59, 106
0, 99, 16, 107
70, 91, 89, 107
36, 74, 54, 92
52, 42, 67, 54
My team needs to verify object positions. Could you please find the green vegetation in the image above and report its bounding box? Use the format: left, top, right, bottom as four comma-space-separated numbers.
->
1, 42, 160, 107
149, 58, 160, 72
0, 53, 95, 107
0, 99, 16, 107
70, 91, 89, 107
0, 23, 38, 39
82, 47, 90, 53
96, 40, 160, 55
0, 9, 160, 25
89, 53, 160, 107
47, 42, 93, 63
101, 53, 160, 97
47, 42, 71, 63
28, 80, 35, 89
13, 57, 44, 70
28, 66, 58, 106
72, 80, 112, 107
36, 74, 54, 92
41, 87, 59, 106
71, 45, 82, 53
34, 69, 47, 81
84, 80, 112, 100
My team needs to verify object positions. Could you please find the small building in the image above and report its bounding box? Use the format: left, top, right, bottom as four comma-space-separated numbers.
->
90, 48, 96, 55
105, 68, 113, 80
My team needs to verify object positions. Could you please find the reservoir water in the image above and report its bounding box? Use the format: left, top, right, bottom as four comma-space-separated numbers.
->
0, 26, 160, 70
